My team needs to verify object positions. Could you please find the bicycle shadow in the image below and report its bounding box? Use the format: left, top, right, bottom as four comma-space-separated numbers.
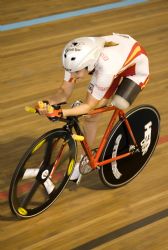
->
67, 170, 110, 191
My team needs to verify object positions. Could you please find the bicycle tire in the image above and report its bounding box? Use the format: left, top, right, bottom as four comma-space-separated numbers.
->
99, 105, 160, 188
9, 128, 77, 218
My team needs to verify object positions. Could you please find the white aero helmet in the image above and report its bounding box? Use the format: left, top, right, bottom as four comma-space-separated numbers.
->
62, 37, 105, 73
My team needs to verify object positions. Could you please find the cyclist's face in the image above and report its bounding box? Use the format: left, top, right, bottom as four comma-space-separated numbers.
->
71, 68, 87, 79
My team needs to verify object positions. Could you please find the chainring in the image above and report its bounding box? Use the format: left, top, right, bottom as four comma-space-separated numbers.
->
79, 148, 97, 175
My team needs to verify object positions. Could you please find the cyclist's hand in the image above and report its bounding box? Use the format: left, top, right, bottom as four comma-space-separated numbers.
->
47, 108, 63, 119
35, 101, 50, 115
36, 101, 63, 120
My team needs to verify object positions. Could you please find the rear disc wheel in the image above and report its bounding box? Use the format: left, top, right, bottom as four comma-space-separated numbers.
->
99, 105, 160, 188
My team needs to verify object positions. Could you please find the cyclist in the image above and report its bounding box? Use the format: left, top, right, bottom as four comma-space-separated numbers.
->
37, 33, 149, 182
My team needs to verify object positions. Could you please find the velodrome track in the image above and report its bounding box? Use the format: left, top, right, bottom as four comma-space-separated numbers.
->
0, 0, 168, 249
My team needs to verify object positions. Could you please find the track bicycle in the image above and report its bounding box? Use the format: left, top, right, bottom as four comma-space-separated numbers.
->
9, 102, 160, 218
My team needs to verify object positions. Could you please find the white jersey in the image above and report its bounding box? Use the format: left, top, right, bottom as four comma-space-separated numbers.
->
64, 33, 149, 100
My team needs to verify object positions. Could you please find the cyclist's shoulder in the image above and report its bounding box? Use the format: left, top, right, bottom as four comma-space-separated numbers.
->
102, 33, 136, 43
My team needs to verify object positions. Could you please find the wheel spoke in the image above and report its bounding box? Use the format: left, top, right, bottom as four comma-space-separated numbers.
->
43, 178, 55, 194
43, 139, 53, 167
20, 180, 40, 208
23, 168, 39, 179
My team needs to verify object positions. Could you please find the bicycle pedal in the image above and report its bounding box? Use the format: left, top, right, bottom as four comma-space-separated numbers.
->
70, 173, 83, 185
76, 174, 83, 185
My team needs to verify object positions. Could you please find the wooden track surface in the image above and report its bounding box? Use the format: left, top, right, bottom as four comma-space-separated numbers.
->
0, 0, 168, 249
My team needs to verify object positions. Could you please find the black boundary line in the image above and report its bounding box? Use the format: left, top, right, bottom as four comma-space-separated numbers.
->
72, 209, 168, 250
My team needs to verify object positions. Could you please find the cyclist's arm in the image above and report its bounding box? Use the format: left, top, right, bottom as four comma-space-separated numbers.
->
48, 80, 75, 105
62, 92, 99, 117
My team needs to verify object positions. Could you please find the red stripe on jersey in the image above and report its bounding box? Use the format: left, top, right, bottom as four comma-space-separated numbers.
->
123, 42, 147, 68
120, 64, 136, 77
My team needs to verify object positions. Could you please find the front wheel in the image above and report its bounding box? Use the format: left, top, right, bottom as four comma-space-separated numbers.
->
9, 129, 76, 218
99, 105, 160, 188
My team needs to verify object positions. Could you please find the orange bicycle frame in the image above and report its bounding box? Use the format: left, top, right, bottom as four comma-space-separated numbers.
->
77, 106, 138, 169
